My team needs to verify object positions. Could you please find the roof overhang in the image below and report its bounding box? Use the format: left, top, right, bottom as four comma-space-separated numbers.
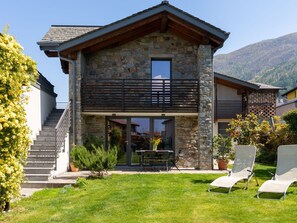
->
38, 2, 229, 61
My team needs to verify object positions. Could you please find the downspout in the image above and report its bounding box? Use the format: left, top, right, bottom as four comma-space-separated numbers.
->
58, 53, 77, 145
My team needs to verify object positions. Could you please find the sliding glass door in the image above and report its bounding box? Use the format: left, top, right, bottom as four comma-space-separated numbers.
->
107, 117, 174, 166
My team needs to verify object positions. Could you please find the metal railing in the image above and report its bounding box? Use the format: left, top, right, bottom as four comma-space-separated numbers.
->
54, 102, 71, 170
82, 79, 199, 113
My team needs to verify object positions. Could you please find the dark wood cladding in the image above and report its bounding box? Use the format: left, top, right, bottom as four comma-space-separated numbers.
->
215, 100, 243, 119
81, 79, 199, 113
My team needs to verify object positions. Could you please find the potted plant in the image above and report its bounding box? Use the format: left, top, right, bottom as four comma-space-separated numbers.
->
213, 134, 233, 170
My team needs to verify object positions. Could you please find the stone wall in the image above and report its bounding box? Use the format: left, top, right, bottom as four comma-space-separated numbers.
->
84, 32, 197, 80
175, 116, 199, 168
197, 45, 214, 170
82, 115, 106, 143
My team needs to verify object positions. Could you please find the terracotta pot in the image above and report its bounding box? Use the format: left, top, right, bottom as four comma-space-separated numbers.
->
217, 159, 229, 170
70, 162, 79, 172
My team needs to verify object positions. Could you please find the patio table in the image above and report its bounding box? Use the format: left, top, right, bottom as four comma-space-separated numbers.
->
136, 150, 174, 171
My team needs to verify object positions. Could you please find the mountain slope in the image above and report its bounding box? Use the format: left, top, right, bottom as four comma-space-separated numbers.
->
214, 32, 297, 91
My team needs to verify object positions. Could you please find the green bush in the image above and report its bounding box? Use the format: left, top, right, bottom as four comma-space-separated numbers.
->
282, 108, 297, 140
82, 134, 104, 152
227, 113, 261, 146
70, 145, 118, 176
0, 33, 38, 211
213, 134, 233, 160
227, 114, 294, 164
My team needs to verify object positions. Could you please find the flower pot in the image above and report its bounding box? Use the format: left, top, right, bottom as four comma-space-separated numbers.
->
217, 159, 229, 170
70, 162, 79, 172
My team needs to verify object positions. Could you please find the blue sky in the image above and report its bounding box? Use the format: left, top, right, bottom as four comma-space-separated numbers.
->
1, 0, 297, 102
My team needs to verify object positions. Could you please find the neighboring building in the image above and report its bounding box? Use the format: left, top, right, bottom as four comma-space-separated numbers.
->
276, 83, 297, 116
37, 2, 279, 169
214, 72, 281, 136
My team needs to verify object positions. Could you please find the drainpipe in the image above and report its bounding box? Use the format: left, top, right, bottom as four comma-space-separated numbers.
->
58, 53, 77, 145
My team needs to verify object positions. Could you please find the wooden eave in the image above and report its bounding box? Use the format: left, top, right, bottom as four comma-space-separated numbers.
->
215, 77, 253, 94
59, 12, 225, 58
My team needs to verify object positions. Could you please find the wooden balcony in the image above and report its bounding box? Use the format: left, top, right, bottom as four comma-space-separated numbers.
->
81, 79, 199, 113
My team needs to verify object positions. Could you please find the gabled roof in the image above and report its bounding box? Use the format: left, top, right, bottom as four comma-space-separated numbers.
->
214, 72, 282, 91
282, 86, 297, 96
38, 1, 229, 58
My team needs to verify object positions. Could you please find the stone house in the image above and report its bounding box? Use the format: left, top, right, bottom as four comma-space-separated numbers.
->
37, 2, 279, 169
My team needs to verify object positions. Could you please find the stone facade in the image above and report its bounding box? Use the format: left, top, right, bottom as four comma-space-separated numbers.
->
197, 45, 214, 170
175, 116, 199, 168
84, 32, 198, 80
69, 32, 214, 169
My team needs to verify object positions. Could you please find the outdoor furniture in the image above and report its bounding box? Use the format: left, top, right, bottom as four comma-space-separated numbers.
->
257, 145, 297, 199
208, 145, 258, 193
136, 150, 174, 171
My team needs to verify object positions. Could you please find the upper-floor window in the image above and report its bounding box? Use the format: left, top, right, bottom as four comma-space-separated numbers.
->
151, 59, 171, 104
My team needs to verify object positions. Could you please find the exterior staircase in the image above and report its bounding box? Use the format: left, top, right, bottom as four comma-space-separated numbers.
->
22, 108, 75, 188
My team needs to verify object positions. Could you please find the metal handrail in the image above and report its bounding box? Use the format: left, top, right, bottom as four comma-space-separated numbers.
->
54, 102, 71, 170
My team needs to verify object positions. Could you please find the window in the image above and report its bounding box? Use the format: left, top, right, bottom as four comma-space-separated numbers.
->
218, 122, 229, 138
151, 59, 171, 104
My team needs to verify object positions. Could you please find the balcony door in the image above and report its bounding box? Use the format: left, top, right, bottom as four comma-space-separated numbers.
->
151, 59, 171, 105
107, 117, 174, 166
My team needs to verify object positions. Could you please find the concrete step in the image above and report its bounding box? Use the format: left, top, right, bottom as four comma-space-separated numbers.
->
27, 155, 55, 162
25, 161, 55, 168
35, 136, 56, 142
21, 179, 76, 189
33, 141, 56, 147
24, 167, 53, 174
42, 126, 55, 131
30, 145, 56, 151
28, 150, 56, 156
24, 174, 51, 181
39, 131, 55, 137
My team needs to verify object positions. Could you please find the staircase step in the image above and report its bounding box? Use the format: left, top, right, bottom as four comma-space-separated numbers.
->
35, 136, 56, 142
30, 145, 56, 151
42, 126, 55, 131
28, 150, 56, 155
24, 167, 53, 174
26, 161, 55, 168
39, 131, 55, 137
27, 155, 55, 162
24, 174, 51, 181
33, 141, 56, 147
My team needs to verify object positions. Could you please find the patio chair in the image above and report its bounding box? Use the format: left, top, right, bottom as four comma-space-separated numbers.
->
208, 145, 258, 193
257, 145, 297, 199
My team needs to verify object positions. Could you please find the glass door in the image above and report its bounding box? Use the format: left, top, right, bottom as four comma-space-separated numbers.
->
107, 118, 129, 165
107, 117, 174, 166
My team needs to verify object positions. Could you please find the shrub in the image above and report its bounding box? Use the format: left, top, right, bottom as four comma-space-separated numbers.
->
70, 145, 118, 176
227, 113, 261, 146
282, 108, 297, 140
213, 134, 233, 160
0, 33, 38, 211
82, 134, 104, 152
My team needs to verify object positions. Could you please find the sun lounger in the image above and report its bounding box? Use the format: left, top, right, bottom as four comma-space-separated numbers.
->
257, 145, 297, 199
208, 145, 257, 193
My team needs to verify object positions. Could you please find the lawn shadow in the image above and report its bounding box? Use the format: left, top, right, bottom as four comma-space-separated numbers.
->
255, 192, 288, 200
207, 186, 244, 193
254, 167, 276, 180
192, 179, 213, 184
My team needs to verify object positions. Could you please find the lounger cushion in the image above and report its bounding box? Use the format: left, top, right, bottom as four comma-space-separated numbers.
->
258, 180, 296, 194
210, 176, 247, 189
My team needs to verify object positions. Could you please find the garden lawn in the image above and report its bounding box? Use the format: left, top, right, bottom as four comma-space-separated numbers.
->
1, 164, 297, 223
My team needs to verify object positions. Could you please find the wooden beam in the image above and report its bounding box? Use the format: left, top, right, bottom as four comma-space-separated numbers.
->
167, 13, 223, 46
82, 21, 160, 53
45, 51, 58, 57
160, 12, 168, 33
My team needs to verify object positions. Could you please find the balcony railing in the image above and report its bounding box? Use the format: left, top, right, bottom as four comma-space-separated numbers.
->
82, 79, 199, 113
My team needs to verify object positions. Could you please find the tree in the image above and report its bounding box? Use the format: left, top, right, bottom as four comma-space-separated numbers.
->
0, 32, 38, 211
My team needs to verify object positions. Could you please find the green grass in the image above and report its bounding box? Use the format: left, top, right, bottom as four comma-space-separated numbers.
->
1, 164, 297, 223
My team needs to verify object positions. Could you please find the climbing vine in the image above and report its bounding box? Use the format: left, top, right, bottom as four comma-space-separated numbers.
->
0, 32, 38, 210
